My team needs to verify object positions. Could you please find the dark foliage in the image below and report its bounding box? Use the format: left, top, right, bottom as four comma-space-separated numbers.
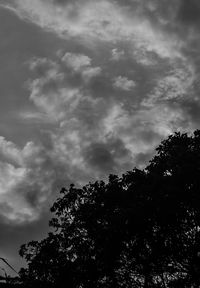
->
19, 130, 200, 287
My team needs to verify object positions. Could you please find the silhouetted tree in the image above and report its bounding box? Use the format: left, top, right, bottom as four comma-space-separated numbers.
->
19, 130, 200, 287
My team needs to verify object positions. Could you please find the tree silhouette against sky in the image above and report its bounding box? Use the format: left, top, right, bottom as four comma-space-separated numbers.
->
19, 130, 200, 288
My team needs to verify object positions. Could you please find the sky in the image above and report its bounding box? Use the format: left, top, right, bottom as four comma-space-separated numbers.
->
0, 0, 200, 274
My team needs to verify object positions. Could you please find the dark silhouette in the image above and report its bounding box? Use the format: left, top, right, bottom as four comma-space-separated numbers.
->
18, 130, 200, 287
0, 258, 18, 276
0, 258, 21, 287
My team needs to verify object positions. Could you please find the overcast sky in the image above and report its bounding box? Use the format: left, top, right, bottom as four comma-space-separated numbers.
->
0, 0, 200, 273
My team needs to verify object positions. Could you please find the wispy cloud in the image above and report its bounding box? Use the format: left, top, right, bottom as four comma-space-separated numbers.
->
1, 0, 184, 61
143, 62, 196, 106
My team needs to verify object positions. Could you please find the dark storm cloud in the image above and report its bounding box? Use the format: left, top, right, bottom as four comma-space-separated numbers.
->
83, 138, 131, 175
84, 143, 115, 173
174, 100, 200, 130
177, 0, 200, 25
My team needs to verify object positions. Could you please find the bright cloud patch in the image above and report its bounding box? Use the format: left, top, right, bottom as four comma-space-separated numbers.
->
62, 52, 101, 81
62, 53, 92, 71
2, 0, 184, 62
113, 76, 136, 91
111, 48, 125, 61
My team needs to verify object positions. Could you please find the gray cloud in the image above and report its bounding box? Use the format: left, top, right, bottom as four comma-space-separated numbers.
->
52, 0, 71, 4
177, 0, 200, 25
83, 137, 132, 175
113, 76, 136, 91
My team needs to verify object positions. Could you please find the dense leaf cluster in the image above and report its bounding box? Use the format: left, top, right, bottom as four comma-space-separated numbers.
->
19, 130, 200, 287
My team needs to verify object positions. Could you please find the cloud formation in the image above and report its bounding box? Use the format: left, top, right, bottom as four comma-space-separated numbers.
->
0, 138, 44, 222
1, 0, 184, 61
0, 0, 200, 226
62, 52, 101, 81
113, 76, 136, 91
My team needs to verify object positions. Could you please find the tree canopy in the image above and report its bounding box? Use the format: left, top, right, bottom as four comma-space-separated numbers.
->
19, 130, 200, 287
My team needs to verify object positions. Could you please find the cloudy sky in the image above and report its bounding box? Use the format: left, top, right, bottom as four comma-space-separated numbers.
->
0, 0, 200, 273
